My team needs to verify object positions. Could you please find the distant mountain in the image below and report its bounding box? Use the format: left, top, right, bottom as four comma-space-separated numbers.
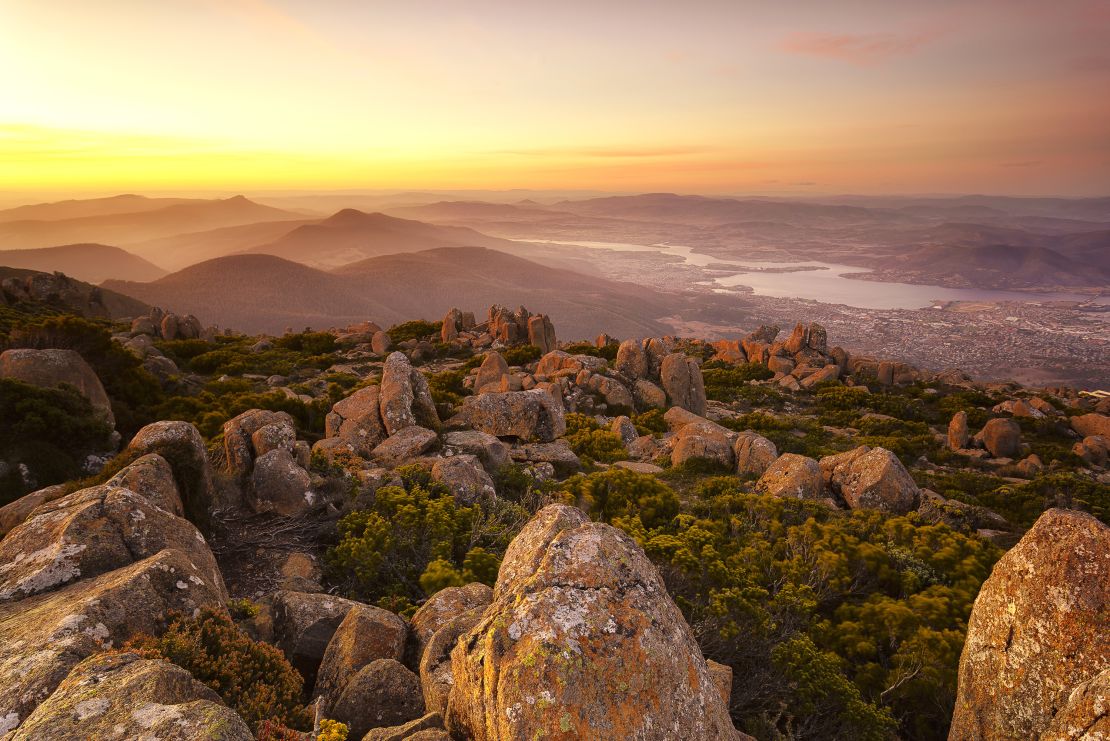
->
0, 194, 199, 223
243, 209, 522, 268
104, 246, 676, 337
128, 218, 316, 271
0, 196, 302, 249
883, 243, 1109, 289
0, 243, 167, 284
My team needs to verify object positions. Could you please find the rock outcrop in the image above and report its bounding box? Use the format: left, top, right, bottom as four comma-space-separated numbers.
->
659, 352, 708, 416
975, 418, 1022, 459
0, 347, 114, 426
325, 385, 386, 455
949, 509, 1109, 740
380, 351, 440, 435
756, 454, 824, 501
454, 389, 566, 442
820, 446, 920, 514
445, 504, 742, 740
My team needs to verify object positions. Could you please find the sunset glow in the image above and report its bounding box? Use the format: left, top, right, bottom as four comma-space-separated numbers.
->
2, 0, 1109, 195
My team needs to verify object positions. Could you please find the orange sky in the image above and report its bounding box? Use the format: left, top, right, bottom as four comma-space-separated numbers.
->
1, 0, 1108, 196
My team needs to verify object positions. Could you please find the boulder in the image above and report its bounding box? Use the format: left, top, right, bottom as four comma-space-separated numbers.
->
615, 339, 649, 379
364, 713, 448, 741
0, 484, 67, 540
271, 591, 361, 688
329, 659, 425, 739
1072, 413, 1110, 439
611, 416, 639, 447
441, 308, 462, 343
509, 440, 582, 477
0, 348, 114, 426
408, 583, 493, 667
380, 352, 440, 435
316, 604, 407, 703
420, 607, 485, 716
950, 509, 1109, 740
1040, 667, 1110, 740
474, 352, 509, 392
445, 504, 741, 740
249, 449, 315, 516
536, 350, 607, 377
819, 446, 919, 514
670, 422, 735, 469
371, 330, 393, 355
586, 374, 634, 410
455, 389, 566, 442
527, 314, 557, 353
659, 352, 707, 416
948, 411, 970, 451
799, 363, 839, 389
733, 432, 778, 477
327, 385, 386, 455
105, 452, 184, 518
756, 454, 824, 501
1014, 453, 1044, 478
976, 418, 1022, 458
222, 409, 295, 478
5, 652, 252, 741
124, 420, 215, 527
1074, 435, 1109, 467
706, 659, 733, 707
371, 426, 439, 467
442, 431, 511, 473
632, 378, 667, 409
431, 455, 497, 503
251, 422, 296, 458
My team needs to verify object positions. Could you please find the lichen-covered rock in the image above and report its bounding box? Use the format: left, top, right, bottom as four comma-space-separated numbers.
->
445, 504, 741, 740
271, 591, 362, 688
757, 454, 824, 501
706, 659, 733, 707
380, 352, 439, 435
420, 607, 485, 716
364, 712, 448, 741
0, 484, 224, 605
798, 362, 839, 389
326, 385, 386, 455
819, 446, 919, 514
431, 455, 497, 503
1073, 435, 1109, 467
585, 374, 634, 410
408, 583, 493, 667
105, 453, 183, 518
6, 652, 252, 740
442, 431, 511, 473
222, 409, 295, 478
1040, 666, 1110, 741
125, 420, 215, 527
249, 449, 315, 517
329, 658, 425, 739
948, 411, 970, 451
615, 339, 649, 380
0, 348, 114, 427
659, 352, 707, 416
316, 604, 407, 704
975, 418, 1022, 459
371, 426, 439, 467
509, 440, 582, 477
611, 416, 638, 448
670, 421, 735, 469
733, 432, 778, 477
632, 378, 667, 409
949, 509, 1110, 741
0, 484, 67, 540
455, 389, 566, 442
474, 352, 509, 392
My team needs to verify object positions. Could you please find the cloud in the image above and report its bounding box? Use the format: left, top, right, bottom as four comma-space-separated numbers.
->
779, 28, 945, 66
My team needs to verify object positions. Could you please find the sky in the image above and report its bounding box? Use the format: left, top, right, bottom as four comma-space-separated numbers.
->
1, 0, 1108, 197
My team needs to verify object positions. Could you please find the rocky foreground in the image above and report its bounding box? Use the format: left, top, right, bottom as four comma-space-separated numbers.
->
0, 301, 1107, 740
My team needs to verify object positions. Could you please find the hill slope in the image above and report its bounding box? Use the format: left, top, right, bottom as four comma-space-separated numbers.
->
104, 247, 675, 337
884, 243, 1109, 289
0, 244, 167, 283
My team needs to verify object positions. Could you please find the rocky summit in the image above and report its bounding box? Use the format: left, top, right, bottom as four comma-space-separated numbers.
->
0, 297, 1107, 741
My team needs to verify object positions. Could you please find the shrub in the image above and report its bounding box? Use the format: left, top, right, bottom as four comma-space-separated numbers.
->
632, 408, 667, 436
274, 331, 337, 355
559, 468, 679, 530
502, 344, 543, 365
427, 369, 469, 412
387, 320, 441, 344
560, 342, 618, 361
703, 363, 774, 401
125, 608, 311, 733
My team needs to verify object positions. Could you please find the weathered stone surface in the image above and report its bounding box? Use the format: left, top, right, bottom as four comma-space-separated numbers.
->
271, 591, 361, 688
380, 351, 440, 434
442, 431, 511, 472
249, 449, 315, 516
124, 420, 215, 526
586, 374, 634, 410
948, 411, 970, 451
0, 484, 224, 605
327, 385, 386, 455
820, 446, 919, 514
0, 484, 67, 540
420, 607, 485, 716
409, 583, 493, 668
1074, 435, 1109, 467
441, 309, 462, 343
1040, 666, 1110, 741
527, 314, 557, 353
455, 389, 566, 442
536, 350, 607, 377
509, 440, 582, 476
671, 422, 735, 469
659, 352, 707, 416
632, 378, 667, 409
316, 604, 407, 704
101, 452, 182, 518
364, 713, 448, 741
222, 409, 295, 478
1072, 413, 1110, 439
757, 454, 824, 501
6, 652, 252, 741
0, 348, 114, 426
329, 658, 425, 739
733, 432, 778, 477
445, 504, 741, 740
706, 659, 733, 707
612, 460, 665, 474
976, 418, 1022, 459
615, 339, 649, 380
474, 352, 509, 392
950, 509, 1110, 741
799, 362, 839, 389
431, 455, 496, 503
371, 426, 439, 467
611, 416, 638, 447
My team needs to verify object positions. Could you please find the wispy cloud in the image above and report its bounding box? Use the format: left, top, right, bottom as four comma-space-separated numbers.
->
780, 28, 946, 66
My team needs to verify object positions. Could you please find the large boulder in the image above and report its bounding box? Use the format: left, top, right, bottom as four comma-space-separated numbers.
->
5, 652, 252, 740
379, 351, 440, 435
948, 411, 970, 451
975, 418, 1022, 459
733, 432, 778, 477
659, 352, 707, 416
615, 339, 649, 380
0, 348, 114, 427
949, 509, 1109, 741
442, 431, 511, 473
329, 659, 426, 739
670, 421, 735, 470
371, 426, 439, 467
0, 484, 67, 540
106, 453, 183, 518
474, 352, 509, 392
444, 504, 741, 740
1072, 413, 1110, 439
455, 389, 566, 442
271, 591, 362, 688
527, 314, 557, 354
316, 603, 407, 704
756, 454, 824, 501
408, 583, 493, 666
326, 385, 386, 455
431, 455, 496, 503
420, 607, 486, 716
222, 409, 296, 478
125, 420, 216, 527
509, 440, 582, 477
819, 446, 920, 514
249, 449, 315, 516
